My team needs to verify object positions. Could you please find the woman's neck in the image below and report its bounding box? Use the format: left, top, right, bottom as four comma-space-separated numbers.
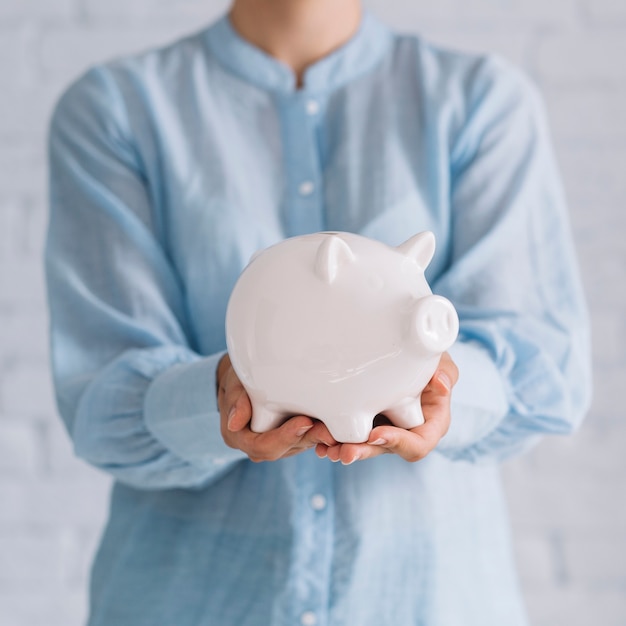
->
229, 0, 362, 87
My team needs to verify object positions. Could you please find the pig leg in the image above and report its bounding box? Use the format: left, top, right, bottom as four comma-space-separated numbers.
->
384, 397, 425, 430
326, 413, 373, 445
250, 402, 284, 433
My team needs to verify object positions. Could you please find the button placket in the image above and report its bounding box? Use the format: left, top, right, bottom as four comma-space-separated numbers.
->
278, 93, 325, 236
299, 181, 315, 196
301, 611, 318, 625
284, 453, 334, 626
310, 493, 327, 511
306, 99, 320, 115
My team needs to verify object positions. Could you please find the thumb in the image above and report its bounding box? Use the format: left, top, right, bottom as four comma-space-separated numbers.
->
432, 370, 452, 395
227, 391, 252, 432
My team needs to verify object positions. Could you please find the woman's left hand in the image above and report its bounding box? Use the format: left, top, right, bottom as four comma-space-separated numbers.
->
316, 352, 459, 465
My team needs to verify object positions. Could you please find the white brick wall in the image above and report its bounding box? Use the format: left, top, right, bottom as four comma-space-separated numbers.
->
0, 1, 624, 625
584, 0, 626, 23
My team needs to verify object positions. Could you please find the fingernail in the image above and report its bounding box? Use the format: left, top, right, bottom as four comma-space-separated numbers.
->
227, 407, 236, 431
296, 425, 314, 437
370, 438, 387, 446
342, 454, 360, 466
437, 371, 451, 392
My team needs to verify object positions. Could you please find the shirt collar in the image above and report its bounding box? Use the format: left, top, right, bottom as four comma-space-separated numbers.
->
204, 11, 392, 94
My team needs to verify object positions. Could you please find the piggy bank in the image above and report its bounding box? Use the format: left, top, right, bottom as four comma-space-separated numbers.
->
225, 231, 459, 444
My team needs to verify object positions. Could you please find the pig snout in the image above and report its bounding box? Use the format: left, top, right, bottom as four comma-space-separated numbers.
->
411, 295, 459, 355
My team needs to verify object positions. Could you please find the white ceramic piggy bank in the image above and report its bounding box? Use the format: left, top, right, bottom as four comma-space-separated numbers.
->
225, 231, 459, 444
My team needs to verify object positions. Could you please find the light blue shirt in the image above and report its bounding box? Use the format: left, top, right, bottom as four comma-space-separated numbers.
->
46, 12, 591, 626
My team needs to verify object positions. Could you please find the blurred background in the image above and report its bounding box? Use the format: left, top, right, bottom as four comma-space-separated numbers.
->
0, 0, 624, 624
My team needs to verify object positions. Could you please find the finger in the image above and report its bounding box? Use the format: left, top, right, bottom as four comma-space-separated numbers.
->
426, 352, 459, 395
320, 355, 459, 465
366, 425, 432, 462
367, 399, 450, 462
220, 391, 253, 451
302, 421, 337, 447
376, 369, 452, 460
315, 443, 328, 458
225, 389, 253, 432
324, 441, 387, 465
216, 353, 232, 394
371, 371, 452, 454
246, 415, 315, 462
220, 364, 252, 432
222, 367, 246, 409
420, 373, 453, 438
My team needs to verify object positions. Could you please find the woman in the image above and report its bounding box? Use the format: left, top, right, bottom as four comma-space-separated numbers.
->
46, 0, 591, 624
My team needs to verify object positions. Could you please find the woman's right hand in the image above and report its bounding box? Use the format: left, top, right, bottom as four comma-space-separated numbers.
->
217, 354, 337, 462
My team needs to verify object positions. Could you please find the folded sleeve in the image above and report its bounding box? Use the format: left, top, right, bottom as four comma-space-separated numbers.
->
433, 57, 592, 462
46, 66, 246, 490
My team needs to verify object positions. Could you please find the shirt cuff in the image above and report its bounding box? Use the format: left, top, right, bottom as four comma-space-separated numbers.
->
144, 350, 248, 469
437, 340, 509, 455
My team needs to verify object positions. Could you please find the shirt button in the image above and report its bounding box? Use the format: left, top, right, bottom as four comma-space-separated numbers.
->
306, 99, 320, 115
301, 612, 317, 626
298, 181, 315, 196
310, 494, 327, 511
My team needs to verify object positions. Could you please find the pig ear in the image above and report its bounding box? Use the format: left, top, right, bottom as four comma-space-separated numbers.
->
314, 235, 355, 284
248, 248, 264, 265
397, 231, 436, 270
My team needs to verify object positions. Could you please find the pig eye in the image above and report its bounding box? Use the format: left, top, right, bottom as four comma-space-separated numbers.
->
368, 273, 385, 290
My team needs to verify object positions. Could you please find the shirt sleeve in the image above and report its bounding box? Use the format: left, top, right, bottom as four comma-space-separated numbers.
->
46, 66, 247, 490
433, 57, 592, 463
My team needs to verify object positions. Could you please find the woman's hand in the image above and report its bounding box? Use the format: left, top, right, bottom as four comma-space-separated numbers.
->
316, 352, 459, 465
217, 354, 337, 462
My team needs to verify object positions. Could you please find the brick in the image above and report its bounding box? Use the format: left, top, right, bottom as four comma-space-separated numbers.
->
0, 259, 46, 308
46, 420, 96, 477
506, 472, 626, 532
577, 237, 626, 308
41, 25, 199, 85
568, 165, 626, 220
60, 526, 102, 588
418, 23, 529, 66
0, 475, 111, 526
0, 199, 22, 263
562, 530, 626, 589
558, 147, 626, 234
0, 28, 28, 88
22, 199, 47, 258
512, 532, 556, 590
0, 196, 46, 263
85, 0, 577, 26
524, 588, 626, 626
0, 421, 40, 475
1, 362, 56, 418
503, 433, 626, 532
0, 309, 49, 362
0, 144, 46, 200
510, 423, 626, 485
0, 528, 64, 586
0, 589, 86, 626
536, 34, 626, 87
544, 89, 626, 145
0, 86, 58, 138
369, 0, 579, 24
0, 0, 76, 22
584, 0, 626, 23
0, 140, 46, 201
82, 0, 224, 24
585, 366, 626, 428
0, 524, 103, 593
590, 309, 625, 367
